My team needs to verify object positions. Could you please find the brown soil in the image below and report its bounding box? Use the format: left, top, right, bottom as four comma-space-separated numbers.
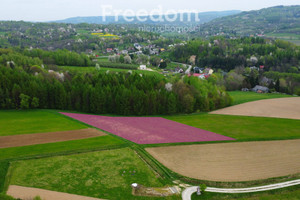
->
146, 140, 300, 182
0, 128, 106, 148
7, 185, 106, 200
210, 97, 300, 120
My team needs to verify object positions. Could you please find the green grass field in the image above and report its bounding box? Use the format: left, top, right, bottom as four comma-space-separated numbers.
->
59, 66, 164, 78
0, 136, 125, 160
165, 113, 300, 141
10, 148, 178, 200
1, 108, 300, 199
228, 91, 292, 105
0, 110, 87, 136
265, 33, 300, 46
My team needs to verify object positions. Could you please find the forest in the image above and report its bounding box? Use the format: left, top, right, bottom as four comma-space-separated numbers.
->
0, 48, 232, 115
169, 37, 300, 73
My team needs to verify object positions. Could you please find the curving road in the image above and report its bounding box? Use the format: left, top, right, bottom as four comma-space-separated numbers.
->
185, 65, 192, 75
182, 179, 300, 200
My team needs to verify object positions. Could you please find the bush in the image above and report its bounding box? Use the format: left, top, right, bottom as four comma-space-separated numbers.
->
20, 94, 30, 109
0, 194, 16, 200
31, 97, 39, 109
200, 184, 207, 193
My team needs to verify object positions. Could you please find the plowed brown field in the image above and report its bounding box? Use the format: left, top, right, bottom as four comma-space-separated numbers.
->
0, 128, 105, 148
146, 140, 300, 182
210, 97, 300, 120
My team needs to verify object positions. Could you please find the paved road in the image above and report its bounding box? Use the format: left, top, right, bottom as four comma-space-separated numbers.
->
182, 179, 300, 200
185, 65, 192, 75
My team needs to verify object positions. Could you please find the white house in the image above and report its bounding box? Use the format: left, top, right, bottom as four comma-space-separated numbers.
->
139, 65, 147, 70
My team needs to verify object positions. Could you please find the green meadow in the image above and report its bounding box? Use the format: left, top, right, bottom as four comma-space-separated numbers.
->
228, 91, 292, 105
165, 113, 300, 141
10, 148, 178, 200
0, 110, 87, 136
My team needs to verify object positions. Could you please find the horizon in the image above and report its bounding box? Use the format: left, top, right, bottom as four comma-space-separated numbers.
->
0, 0, 299, 22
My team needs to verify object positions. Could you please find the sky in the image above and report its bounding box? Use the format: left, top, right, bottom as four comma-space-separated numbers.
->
0, 0, 299, 21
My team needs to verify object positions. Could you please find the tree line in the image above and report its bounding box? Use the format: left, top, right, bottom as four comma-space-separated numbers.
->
0, 64, 232, 115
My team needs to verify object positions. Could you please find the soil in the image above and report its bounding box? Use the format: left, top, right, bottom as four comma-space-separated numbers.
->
7, 185, 105, 200
210, 97, 300, 120
0, 128, 106, 148
146, 139, 300, 182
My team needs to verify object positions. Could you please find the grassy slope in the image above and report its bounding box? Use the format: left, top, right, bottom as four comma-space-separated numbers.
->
0, 110, 87, 136
228, 91, 292, 105
165, 114, 300, 141
10, 148, 178, 200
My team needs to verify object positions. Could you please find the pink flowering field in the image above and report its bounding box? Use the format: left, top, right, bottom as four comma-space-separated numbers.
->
60, 113, 234, 144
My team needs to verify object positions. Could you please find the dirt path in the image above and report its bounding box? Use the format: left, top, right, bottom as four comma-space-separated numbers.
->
7, 185, 106, 200
146, 139, 300, 182
0, 128, 106, 148
210, 97, 300, 120
182, 180, 300, 200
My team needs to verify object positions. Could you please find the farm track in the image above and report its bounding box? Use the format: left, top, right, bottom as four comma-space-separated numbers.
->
182, 179, 300, 200
211, 97, 300, 120
0, 128, 106, 148
146, 139, 300, 182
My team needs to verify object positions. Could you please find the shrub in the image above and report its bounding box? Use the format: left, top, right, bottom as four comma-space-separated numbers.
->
31, 97, 39, 109
20, 94, 30, 109
200, 184, 207, 193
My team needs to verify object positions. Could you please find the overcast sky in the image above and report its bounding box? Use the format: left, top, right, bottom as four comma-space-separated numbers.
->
0, 0, 299, 21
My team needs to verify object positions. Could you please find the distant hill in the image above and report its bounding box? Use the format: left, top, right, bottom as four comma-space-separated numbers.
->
199, 5, 300, 36
53, 10, 241, 25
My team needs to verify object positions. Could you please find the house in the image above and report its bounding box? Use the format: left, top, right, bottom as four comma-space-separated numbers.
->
150, 48, 159, 55
139, 65, 147, 70
175, 67, 184, 73
241, 88, 249, 92
189, 55, 196, 65
205, 68, 214, 75
121, 50, 128, 55
85, 49, 93, 54
189, 73, 210, 79
134, 43, 142, 50
193, 67, 203, 73
106, 48, 113, 53
250, 66, 258, 71
252, 85, 269, 93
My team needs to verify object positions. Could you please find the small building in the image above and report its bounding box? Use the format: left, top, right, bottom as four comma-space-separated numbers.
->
205, 68, 214, 75
194, 67, 203, 73
252, 85, 269, 93
121, 50, 128, 55
139, 65, 147, 70
106, 48, 113, 53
